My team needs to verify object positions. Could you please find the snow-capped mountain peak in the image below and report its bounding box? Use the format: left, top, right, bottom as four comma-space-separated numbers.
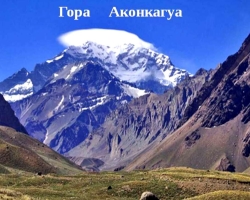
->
59, 41, 188, 90
1, 29, 190, 102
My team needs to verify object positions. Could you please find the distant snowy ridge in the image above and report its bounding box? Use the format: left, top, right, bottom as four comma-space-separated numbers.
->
1, 79, 33, 102
46, 54, 64, 63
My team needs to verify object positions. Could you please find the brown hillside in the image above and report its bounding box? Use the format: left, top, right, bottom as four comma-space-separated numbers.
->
0, 126, 82, 175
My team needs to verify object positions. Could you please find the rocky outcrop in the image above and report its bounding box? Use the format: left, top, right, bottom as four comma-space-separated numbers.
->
201, 60, 250, 127
216, 157, 235, 172
185, 130, 200, 147
140, 191, 159, 200
68, 157, 104, 171
242, 132, 250, 157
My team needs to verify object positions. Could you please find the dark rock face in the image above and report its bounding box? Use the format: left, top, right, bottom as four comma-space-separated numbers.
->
185, 130, 200, 147
0, 94, 27, 134
114, 166, 125, 171
216, 157, 235, 172
179, 34, 250, 128
201, 61, 250, 127
242, 132, 250, 157
242, 106, 250, 124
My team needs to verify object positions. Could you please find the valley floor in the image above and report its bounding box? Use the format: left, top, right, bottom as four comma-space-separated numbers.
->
1, 167, 250, 200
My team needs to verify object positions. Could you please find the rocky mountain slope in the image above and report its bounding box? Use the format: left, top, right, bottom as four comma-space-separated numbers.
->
3, 30, 191, 155
0, 94, 82, 175
126, 34, 250, 172
0, 126, 82, 175
67, 68, 211, 170
11, 61, 147, 154
0, 68, 32, 102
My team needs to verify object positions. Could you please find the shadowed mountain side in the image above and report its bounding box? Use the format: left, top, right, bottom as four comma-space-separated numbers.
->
0, 94, 27, 134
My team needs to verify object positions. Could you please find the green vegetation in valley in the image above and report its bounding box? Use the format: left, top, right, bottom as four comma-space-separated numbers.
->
0, 167, 250, 199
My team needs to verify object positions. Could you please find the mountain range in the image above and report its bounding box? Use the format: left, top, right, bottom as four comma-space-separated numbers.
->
0, 34, 189, 156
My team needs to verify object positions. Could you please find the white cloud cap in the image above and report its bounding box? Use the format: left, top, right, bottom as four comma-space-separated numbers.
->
58, 28, 156, 50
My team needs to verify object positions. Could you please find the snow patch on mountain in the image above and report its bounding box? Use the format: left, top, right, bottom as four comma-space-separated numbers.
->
46, 54, 64, 63
46, 60, 53, 63
54, 73, 59, 78
3, 93, 33, 102
54, 95, 65, 113
70, 66, 78, 74
89, 96, 108, 110
77, 96, 110, 112
49, 63, 85, 82
2, 79, 33, 102
7, 79, 33, 93
122, 85, 148, 98
43, 130, 49, 144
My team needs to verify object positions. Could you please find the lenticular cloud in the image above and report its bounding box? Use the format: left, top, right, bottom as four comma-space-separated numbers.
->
57, 28, 156, 50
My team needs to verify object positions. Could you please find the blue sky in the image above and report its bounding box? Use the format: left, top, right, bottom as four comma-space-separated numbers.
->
0, 0, 249, 81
